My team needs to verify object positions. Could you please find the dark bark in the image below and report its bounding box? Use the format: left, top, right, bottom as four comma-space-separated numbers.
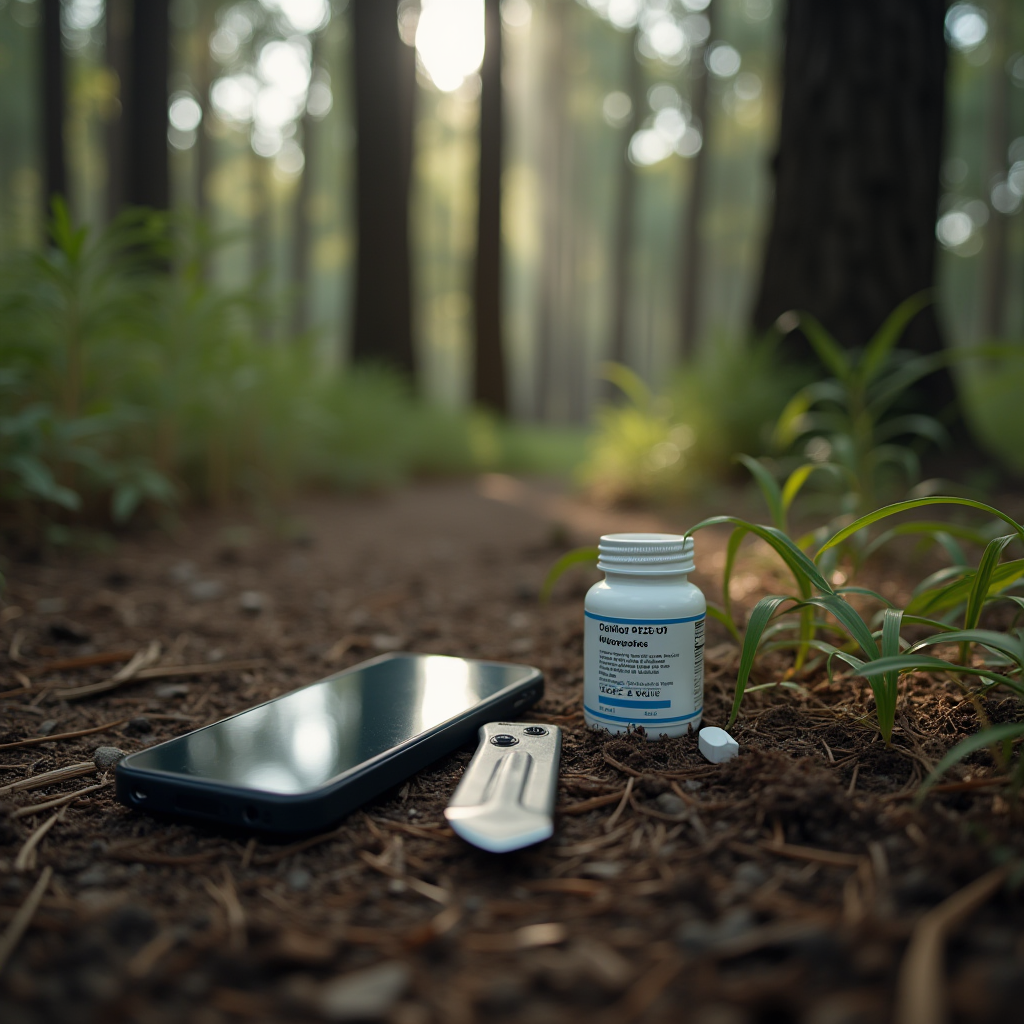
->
41, 0, 67, 223
350, 0, 416, 377
607, 29, 641, 373
291, 36, 321, 339
534, 0, 568, 420
105, 0, 131, 220
752, 0, 948, 370
194, 2, 217, 223
472, 0, 508, 413
678, 1, 716, 361
106, 0, 170, 214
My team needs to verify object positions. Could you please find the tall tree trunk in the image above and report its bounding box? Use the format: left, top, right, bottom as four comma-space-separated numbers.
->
41, 0, 67, 226
350, 0, 416, 377
251, 154, 272, 341
752, 0, 948, 372
124, 0, 170, 210
105, 0, 131, 220
473, 0, 507, 413
980, 0, 1010, 339
534, 0, 568, 420
291, 36, 320, 339
607, 28, 641, 373
194, 2, 216, 224
678, 1, 716, 361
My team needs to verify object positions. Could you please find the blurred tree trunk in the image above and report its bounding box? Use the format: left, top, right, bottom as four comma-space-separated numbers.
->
194, 2, 216, 223
473, 0, 507, 414
105, 0, 131, 220
251, 155, 272, 341
535, 0, 568, 420
607, 28, 641, 374
106, 0, 170, 213
678, 1, 716, 361
752, 1, 948, 372
41, 0, 67, 225
980, 0, 1010, 339
350, 0, 416, 378
292, 35, 321, 339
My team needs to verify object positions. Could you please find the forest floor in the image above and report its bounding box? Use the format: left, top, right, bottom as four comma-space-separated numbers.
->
0, 476, 1022, 1024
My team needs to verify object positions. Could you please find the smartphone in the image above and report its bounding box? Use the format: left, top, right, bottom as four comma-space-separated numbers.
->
115, 652, 543, 834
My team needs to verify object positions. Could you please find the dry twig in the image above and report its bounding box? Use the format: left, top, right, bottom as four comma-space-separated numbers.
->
10, 779, 110, 820
0, 719, 127, 751
14, 808, 66, 872
0, 762, 96, 797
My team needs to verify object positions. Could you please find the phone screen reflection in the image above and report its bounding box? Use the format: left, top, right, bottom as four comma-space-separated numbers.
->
125, 655, 525, 794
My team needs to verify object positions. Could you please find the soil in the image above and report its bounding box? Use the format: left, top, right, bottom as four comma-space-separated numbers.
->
0, 477, 1022, 1024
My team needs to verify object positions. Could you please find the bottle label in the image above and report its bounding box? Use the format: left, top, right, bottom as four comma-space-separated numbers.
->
584, 611, 705, 729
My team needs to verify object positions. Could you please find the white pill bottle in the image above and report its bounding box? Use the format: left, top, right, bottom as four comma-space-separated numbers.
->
584, 533, 706, 739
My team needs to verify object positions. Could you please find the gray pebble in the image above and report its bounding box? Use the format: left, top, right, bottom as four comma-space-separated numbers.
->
239, 590, 266, 614
188, 579, 224, 602
287, 867, 312, 892
37, 720, 59, 736
126, 717, 152, 735
655, 793, 688, 816
682, 779, 703, 792
94, 746, 126, 768
318, 962, 411, 1021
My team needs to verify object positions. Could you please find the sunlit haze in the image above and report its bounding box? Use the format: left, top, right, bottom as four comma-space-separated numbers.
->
415, 0, 486, 93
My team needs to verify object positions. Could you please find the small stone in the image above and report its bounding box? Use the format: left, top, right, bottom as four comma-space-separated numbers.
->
188, 579, 224, 602
35, 597, 67, 615
655, 793, 688, 816
318, 962, 411, 1021
37, 721, 59, 736
682, 779, 703, 792
287, 867, 312, 892
76, 865, 109, 887
239, 590, 266, 614
126, 717, 152, 735
169, 561, 198, 584
371, 634, 403, 653
698, 726, 739, 764
94, 746, 126, 769
155, 683, 190, 699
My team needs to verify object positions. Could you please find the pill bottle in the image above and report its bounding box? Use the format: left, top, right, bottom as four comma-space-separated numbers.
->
584, 533, 706, 739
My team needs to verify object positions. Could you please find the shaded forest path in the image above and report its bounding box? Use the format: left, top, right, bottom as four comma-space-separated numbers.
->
0, 479, 1020, 1024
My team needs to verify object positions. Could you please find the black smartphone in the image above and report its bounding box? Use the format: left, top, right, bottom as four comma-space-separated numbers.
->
115, 652, 543, 834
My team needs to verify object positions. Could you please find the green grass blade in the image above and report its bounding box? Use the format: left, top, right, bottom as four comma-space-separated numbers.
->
917, 721, 1024, 802
965, 535, 1016, 630
540, 546, 598, 604
861, 521, 991, 563
780, 462, 847, 515
854, 655, 1024, 697
706, 602, 741, 643
735, 455, 785, 530
876, 608, 904, 743
688, 516, 834, 597
908, 559, 1024, 617
801, 595, 878, 661
817, 498, 1024, 560
872, 413, 949, 447
728, 595, 798, 726
796, 312, 852, 383
721, 525, 749, 635
859, 291, 932, 386
601, 362, 651, 410
907, 630, 1024, 671
835, 585, 895, 607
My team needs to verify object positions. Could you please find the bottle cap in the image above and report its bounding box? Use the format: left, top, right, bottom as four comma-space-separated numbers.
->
597, 533, 694, 575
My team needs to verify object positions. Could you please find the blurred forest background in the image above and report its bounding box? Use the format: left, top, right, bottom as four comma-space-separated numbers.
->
1, 0, 1023, 541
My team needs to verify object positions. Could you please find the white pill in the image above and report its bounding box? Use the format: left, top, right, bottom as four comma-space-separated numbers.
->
698, 726, 739, 764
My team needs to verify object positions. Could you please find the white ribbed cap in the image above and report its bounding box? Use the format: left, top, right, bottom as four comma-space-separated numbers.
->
597, 533, 694, 575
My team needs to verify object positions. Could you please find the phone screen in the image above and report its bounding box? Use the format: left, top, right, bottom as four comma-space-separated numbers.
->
124, 654, 534, 795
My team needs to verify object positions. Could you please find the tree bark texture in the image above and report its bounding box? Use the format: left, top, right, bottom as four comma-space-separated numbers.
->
350, 0, 416, 377
41, 0, 67, 223
125, 0, 170, 210
607, 28, 641, 373
752, 0, 947, 359
473, 0, 508, 413
678, 0, 716, 361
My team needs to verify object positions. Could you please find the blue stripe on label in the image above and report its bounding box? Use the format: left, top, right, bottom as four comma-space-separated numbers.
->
585, 705, 703, 724
599, 697, 671, 709
585, 611, 705, 625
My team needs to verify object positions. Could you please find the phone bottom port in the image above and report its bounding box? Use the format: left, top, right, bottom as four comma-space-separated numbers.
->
242, 805, 260, 824
131, 789, 148, 803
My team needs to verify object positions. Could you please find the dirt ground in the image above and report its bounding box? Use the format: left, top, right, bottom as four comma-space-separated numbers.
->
0, 476, 1022, 1024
